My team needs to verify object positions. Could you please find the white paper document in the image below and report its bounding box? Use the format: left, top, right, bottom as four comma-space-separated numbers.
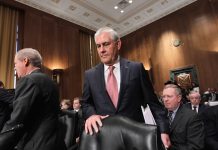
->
141, 105, 156, 125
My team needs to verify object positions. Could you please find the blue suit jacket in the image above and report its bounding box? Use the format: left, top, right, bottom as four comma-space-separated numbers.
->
82, 58, 168, 133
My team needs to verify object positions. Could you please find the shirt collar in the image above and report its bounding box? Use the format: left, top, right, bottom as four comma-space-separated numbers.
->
170, 105, 180, 114
192, 104, 199, 108
28, 68, 40, 75
104, 56, 120, 72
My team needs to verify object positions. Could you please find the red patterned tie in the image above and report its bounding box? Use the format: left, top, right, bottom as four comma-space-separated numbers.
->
106, 66, 118, 108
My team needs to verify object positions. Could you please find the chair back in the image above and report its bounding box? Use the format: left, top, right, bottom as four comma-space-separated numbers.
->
79, 116, 159, 150
59, 110, 78, 149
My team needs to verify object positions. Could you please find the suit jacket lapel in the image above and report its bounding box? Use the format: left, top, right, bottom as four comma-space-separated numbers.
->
188, 103, 192, 109
95, 63, 105, 91
96, 63, 116, 110
117, 58, 130, 108
170, 105, 184, 132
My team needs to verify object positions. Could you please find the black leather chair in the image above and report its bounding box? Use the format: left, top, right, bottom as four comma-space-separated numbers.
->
59, 110, 78, 150
0, 124, 24, 150
79, 116, 160, 150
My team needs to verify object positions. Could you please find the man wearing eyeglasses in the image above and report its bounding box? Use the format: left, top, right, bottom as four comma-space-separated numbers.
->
82, 27, 171, 149
162, 84, 204, 150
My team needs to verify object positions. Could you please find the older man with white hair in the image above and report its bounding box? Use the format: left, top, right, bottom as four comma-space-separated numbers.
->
1, 48, 66, 150
185, 91, 208, 116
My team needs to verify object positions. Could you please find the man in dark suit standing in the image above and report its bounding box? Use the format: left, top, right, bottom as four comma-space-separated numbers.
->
0, 81, 14, 131
162, 84, 204, 150
1, 48, 66, 150
82, 27, 171, 148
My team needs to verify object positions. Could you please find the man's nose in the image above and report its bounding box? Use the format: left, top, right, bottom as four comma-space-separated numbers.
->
98, 46, 106, 52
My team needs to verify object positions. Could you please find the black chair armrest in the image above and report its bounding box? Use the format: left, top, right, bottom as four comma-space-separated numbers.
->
0, 124, 24, 150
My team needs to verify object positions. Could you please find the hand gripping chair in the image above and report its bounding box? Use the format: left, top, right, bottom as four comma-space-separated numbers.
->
79, 116, 160, 150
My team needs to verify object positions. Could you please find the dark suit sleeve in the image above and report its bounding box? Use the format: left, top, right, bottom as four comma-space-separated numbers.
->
139, 63, 169, 133
0, 89, 14, 105
1, 77, 40, 131
82, 71, 96, 120
202, 106, 218, 150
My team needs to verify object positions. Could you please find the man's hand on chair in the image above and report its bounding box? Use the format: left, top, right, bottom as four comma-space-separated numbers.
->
85, 115, 109, 135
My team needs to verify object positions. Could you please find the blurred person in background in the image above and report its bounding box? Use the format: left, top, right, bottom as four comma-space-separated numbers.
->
0, 80, 14, 131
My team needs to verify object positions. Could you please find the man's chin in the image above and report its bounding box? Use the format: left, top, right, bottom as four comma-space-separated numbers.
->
100, 58, 110, 64
17, 74, 24, 79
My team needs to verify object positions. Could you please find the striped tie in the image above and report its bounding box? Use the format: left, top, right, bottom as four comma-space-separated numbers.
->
168, 111, 173, 127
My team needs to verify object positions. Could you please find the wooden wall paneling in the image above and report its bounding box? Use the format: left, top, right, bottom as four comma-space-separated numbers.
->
0, 0, 93, 100
184, 0, 218, 91
122, 0, 218, 93
4, 0, 218, 95
206, 0, 218, 90
41, 16, 57, 70
59, 24, 81, 100
23, 12, 42, 50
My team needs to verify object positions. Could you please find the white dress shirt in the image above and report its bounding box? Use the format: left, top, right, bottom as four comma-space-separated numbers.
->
192, 105, 199, 113
104, 57, 121, 92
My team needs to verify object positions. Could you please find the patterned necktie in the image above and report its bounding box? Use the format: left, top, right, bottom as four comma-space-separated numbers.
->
168, 111, 173, 127
106, 66, 118, 108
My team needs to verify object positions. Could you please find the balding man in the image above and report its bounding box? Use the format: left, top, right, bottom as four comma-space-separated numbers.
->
1, 48, 66, 150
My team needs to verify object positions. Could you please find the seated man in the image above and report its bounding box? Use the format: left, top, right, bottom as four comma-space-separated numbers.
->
72, 97, 84, 144
60, 99, 73, 110
184, 91, 208, 117
59, 99, 78, 150
162, 84, 204, 150
203, 88, 218, 102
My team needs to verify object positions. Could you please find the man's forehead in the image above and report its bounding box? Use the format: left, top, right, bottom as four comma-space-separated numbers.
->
96, 32, 112, 40
190, 95, 200, 98
189, 93, 200, 97
163, 87, 176, 93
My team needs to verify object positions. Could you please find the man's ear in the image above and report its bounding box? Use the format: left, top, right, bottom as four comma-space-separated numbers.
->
24, 58, 30, 67
117, 39, 121, 50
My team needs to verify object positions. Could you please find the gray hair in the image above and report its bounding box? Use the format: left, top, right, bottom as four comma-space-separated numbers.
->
189, 90, 201, 97
16, 48, 42, 68
94, 27, 120, 42
163, 84, 182, 96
